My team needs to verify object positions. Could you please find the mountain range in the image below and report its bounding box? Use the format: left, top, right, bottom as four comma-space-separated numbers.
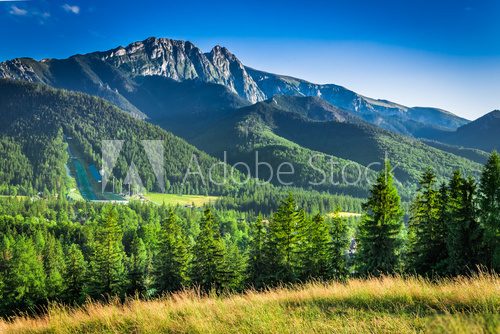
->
0, 37, 471, 136
188, 95, 481, 193
0, 36, 497, 200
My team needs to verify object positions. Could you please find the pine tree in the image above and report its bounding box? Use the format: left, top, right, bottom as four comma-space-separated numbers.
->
126, 232, 148, 296
2, 236, 46, 313
88, 205, 126, 298
42, 233, 65, 300
408, 169, 448, 275
247, 215, 269, 288
301, 213, 332, 280
330, 214, 350, 280
0, 234, 14, 312
190, 208, 231, 293
224, 236, 246, 291
266, 194, 305, 284
154, 209, 189, 294
63, 243, 87, 304
432, 182, 451, 275
357, 160, 405, 276
446, 172, 482, 275
479, 151, 500, 271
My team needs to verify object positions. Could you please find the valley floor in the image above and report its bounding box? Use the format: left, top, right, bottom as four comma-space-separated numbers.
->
1, 275, 498, 334
143, 193, 220, 207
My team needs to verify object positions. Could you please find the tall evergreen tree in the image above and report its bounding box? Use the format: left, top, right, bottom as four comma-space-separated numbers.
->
266, 194, 306, 284
408, 169, 448, 275
432, 182, 452, 275
224, 236, 246, 291
0, 234, 14, 312
479, 151, 500, 271
42, 233, 65, 300
247, 215, 269, 288
88, 206, 126, 298
190, 208, 231, 293
446, 172, 482, 275
63, 243, 87, 304
301, 213, 332, 280
126, 232, 148, 296
154, 209, 189, 294
329, 214, 350, 280
2, 236, 46, 313
357, 160, 405, 276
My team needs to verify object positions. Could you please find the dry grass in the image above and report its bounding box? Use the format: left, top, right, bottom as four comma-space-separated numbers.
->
1, 274, 498, 333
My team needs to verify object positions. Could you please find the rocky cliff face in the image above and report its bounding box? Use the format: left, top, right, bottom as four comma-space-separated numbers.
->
0, 36, 468, 135
0, 37, 265, 104
96, 37, 264, 103
0, 58, 50, 83
206, 45, 265, 103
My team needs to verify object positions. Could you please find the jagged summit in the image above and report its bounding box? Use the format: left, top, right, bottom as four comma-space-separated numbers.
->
0, 36, 469, 135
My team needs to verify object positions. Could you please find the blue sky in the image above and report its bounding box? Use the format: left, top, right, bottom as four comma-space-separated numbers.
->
1, 0, 499, 119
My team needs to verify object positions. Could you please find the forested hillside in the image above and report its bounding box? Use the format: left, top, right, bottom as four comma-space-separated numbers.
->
0, 151, 498, 317
427, 110, 500, 152
0, 79, 367, 213
0, 79, 240, 196
190, 96, 483, 198
1, 4, 499, 332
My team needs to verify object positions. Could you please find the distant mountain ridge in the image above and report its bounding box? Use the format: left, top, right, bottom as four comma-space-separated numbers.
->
245, 67, 469, 135
0, 37, 468, 136
428, 110, 500, 152
188, 95, 482, 199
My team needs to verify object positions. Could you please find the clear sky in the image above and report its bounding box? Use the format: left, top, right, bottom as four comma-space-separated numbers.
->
1, 0, 499, 120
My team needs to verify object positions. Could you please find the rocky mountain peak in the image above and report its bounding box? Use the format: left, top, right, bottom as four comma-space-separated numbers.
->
0, 36, 469, 135
92, 37, 265, 102
209, 45, 236, 60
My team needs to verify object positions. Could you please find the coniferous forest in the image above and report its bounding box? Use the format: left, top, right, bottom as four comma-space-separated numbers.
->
1, 10, 500, 331
0, 153, 498, 316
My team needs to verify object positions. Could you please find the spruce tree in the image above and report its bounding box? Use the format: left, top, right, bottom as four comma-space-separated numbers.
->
357, 160, 405, 276
266, 194, 305, 283
126, 232, 148, 296
408, 169, 448, 275
2, 236, 46, 313
446, 172, 482, 275
433, 182, 451, 275
479, 151, 500, 271
301, 213, 332, 280
446, 170, 464, 274
0, 234, 14, 313
63, 243, 87, 304
247, 215, 269, 288
154, 208, 189, 294
42, 233, 65, 300
88, 205, 126, 298
330, 214, 350, 280
190, 208, 231, 293
224, 236, 246, 291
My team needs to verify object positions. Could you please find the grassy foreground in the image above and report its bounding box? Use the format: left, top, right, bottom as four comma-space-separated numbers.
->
1, 275, 498, 334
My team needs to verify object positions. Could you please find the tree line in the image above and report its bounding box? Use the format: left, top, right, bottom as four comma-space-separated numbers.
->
357, 152, 499, 277
0, 152, 499, 316
0, 197, 352, 316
